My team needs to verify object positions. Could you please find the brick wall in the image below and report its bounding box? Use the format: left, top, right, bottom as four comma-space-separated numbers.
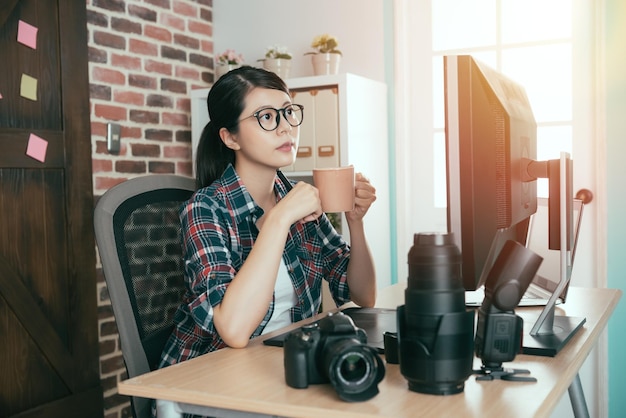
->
85, 1, 214, 416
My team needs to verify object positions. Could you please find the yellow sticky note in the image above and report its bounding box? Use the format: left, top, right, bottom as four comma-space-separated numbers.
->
20, 74, 37, 101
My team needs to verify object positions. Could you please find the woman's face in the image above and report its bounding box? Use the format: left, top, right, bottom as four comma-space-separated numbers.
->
224, 87, 300, 172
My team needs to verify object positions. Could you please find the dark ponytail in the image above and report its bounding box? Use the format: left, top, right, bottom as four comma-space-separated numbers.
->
195, 65, 290, 189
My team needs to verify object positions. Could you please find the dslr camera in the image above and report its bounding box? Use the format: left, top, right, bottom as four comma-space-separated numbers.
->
283, 312, 385, 402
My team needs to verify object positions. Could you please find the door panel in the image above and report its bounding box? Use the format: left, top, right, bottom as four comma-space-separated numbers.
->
0, 0, 101, 416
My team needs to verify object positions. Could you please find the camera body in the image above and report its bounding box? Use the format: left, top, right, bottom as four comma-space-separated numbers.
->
283, 312, 385, 402
397, 232, 475, 395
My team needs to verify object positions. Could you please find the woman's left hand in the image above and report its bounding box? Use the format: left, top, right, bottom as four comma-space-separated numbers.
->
345, 172, 376, 222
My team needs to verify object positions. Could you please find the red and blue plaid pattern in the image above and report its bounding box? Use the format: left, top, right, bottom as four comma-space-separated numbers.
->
159, 164, 351, 367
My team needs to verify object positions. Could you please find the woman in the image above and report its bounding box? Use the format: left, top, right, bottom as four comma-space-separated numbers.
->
158, 65, 377, 375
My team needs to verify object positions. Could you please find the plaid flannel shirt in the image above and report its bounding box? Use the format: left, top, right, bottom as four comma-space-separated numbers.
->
159, 164, 351, 367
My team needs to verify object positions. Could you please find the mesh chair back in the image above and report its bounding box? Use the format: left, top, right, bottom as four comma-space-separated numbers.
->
94, 175, 195, 418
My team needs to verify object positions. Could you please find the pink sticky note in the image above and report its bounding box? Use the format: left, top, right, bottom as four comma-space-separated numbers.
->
18, 20, 38, 49
26, 133, 48, 163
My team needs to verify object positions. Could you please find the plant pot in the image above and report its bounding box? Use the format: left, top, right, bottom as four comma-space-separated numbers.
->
215, 63, 241, 79
262, 58, 292, 79
311, 53, 341, 76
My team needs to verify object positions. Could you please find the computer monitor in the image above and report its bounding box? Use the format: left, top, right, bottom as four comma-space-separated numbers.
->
444, 55, 585, 356
444, 54, 537, 292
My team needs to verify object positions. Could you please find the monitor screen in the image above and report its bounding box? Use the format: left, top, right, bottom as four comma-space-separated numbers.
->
444, 55, 538, 291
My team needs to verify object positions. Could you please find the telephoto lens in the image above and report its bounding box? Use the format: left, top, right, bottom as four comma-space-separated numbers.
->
397, 232, 475, 395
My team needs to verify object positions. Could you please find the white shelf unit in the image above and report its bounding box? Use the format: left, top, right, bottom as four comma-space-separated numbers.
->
190, 73, 392, 288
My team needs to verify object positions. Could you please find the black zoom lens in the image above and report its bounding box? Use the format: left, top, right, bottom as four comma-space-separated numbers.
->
324, 339, 385, 402
398, 232, 475, 395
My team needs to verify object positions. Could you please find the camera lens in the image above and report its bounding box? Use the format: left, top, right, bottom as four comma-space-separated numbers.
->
338, 353, 369, 385
323, 339, 385, 402
398, 232, 475, 395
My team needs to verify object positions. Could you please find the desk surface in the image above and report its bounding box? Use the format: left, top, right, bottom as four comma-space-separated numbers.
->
118, 285, 621, 418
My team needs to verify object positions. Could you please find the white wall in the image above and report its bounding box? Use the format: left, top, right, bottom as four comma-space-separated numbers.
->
213, 0, 386, 82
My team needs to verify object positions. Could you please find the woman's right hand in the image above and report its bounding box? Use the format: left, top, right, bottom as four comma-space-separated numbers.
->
276, 181, 323, 224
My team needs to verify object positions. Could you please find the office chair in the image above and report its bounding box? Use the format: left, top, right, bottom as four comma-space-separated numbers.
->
94, 175, 195, 418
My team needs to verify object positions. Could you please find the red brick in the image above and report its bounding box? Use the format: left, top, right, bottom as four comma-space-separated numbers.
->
91, 121, 108, 137
129, 74, 158, 90
160, 13, 185, 31
147, 94, 174, 108
161, 45, 186, 62
190, 53, 211, 68
87, 9, 108, 27
92, 66, 126, 85
176, 97, 191, 112
177, 161, 193, 177
144, 25, 172, 43
94, 103, 127, 121
111, 53, 142, 70
175, 65, 200, 80
93, 0, 125, 13
113, 90, 145, 106
129, 38, 158, 56
175, 129, 191, 143
93, 30, 126, 50
199, 6, 212, 21
145, 0, 170, 9
94, 140, 109, 155
161, 78, 187, 93
145, 129, 173, 141
162, 112, 189, 126
149, 161, 175, 173
129, 109, 159, 124
128, 4, 157, 22
145, 59, 172, 76
174, 0, 197, 17
174, 33, 200, 50
123, 126, 143, 139
90, 83, 112, 100
115, 160, 147, 173
111, 17, 142, 34
92, 158, 113, 173
164, 145, 191, 158
89, 46, 108, 64
188, 20, 212, 37
200, 39, 213, 53
131, 143, 161, 157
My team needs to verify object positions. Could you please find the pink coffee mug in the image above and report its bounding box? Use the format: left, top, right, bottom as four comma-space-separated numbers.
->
312, 166, 355, 213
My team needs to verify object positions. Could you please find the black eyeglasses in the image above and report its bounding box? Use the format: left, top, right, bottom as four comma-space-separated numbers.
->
240, 104, 304, 131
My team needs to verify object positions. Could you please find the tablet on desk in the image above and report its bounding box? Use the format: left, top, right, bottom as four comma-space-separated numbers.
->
262, 307, 397, 353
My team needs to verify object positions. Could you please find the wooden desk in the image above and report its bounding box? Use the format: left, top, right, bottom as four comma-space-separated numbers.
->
118, 285, 621, 418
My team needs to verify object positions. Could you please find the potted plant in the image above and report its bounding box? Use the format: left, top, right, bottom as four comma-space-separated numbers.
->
215, 49, 244, 79
305, 34, 342, 75
260, 45, 292, 79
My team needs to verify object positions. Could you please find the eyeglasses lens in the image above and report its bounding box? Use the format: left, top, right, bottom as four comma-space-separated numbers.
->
256, 105, 303, 131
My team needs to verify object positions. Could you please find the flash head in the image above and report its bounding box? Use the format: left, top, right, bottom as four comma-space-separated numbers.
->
484, 240, 543, 311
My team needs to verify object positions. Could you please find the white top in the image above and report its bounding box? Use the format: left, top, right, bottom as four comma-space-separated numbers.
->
262, 257, 298, 335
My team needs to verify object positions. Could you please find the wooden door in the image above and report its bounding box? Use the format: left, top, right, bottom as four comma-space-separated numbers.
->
0, 1, 102, 417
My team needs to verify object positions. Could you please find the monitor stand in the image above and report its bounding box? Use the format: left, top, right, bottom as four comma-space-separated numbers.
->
520, 309, 586, 357
522, 152, 586, 357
